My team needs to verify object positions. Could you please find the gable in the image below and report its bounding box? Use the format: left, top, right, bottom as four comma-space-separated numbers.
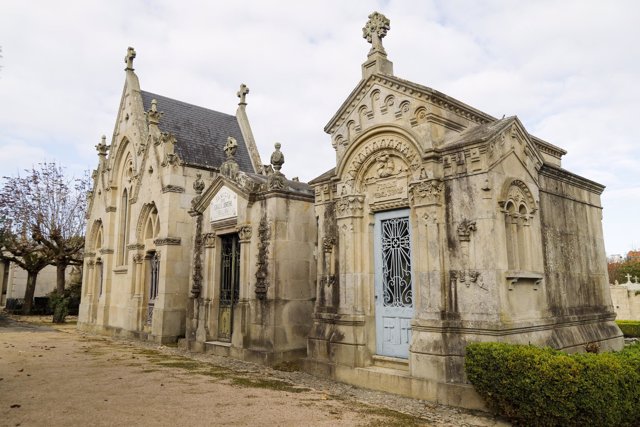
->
438, 117, 544, 183
325, 75, 495, 165
140, 91, 254, 173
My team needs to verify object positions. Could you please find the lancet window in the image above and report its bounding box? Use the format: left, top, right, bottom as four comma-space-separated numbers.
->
501, 180, 536, 271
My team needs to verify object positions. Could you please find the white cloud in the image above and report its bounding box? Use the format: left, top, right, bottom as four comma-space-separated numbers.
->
1, 0, 639, 254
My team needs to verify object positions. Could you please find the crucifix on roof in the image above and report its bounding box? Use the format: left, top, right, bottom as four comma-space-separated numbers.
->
237, 84, 249, 105
125, 47, 136, 71
363, 11, 390, 56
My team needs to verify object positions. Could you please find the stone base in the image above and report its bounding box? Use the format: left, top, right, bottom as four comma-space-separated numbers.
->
186, 338, 308, 367
302, 357, 486, 411
77, 321, 179, 344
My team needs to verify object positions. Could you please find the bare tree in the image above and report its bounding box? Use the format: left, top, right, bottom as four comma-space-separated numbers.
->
0, 163, 90, 313
0, 219, 49, 314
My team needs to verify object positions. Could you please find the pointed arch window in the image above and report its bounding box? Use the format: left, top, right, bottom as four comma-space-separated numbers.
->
118, 188, 130, 265
500, 180, 536, 272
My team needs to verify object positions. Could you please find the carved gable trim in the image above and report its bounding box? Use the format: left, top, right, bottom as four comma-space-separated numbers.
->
325, 74, 495, 135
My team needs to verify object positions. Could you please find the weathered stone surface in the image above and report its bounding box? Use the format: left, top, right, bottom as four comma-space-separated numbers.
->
305, 11, 622, 409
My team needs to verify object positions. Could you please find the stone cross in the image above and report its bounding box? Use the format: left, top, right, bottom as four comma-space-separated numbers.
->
626, 273, 633, 283
362, 11, 390, 55
125, 47, 136, 70
224, 136, 238, 159
237, 84, 249, 105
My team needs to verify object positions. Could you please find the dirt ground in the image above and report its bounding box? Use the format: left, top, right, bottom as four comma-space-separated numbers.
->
0, 314, 508, 427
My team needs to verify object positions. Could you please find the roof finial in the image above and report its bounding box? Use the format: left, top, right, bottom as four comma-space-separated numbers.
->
147, 99, 163, 126
270, 142, 284, 172
268, 143, 286, 190
96, 135, 109, 156
363, 12, 390, 56
124, 46, 136, 71
220, 136, 240, 179
237, 84, 249, 106
224, 136, 238, 160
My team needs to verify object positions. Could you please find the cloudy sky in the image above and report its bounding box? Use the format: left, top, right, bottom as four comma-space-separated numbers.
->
1, 0, 638, 256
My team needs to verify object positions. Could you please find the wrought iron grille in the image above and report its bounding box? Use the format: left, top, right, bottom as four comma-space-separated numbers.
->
220, 235, 240, 306
381, 217, 412, 307
218, 234, 240, 341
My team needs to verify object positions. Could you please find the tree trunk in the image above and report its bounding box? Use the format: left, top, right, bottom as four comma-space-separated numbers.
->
56, 263, 66, 294
22, 271, 38, 315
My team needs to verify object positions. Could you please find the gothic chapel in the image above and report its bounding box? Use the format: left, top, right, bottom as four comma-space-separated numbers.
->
80, 12, 623, 409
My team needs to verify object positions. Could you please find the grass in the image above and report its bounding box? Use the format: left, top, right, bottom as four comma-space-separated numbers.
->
359, 406, 428, 427
130, 347, 311, 393
230, 377, 310, 393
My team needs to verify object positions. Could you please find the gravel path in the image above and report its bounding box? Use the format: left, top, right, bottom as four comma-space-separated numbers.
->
0, 314, 509, 426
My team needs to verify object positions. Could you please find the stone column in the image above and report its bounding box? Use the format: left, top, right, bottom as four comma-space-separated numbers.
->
335, 195, 365, 315
409, 179, 446, 319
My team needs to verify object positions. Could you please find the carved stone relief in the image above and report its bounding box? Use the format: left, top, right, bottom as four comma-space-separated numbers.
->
255, 214, 271, 300
237, 225, 252, 242
409, 179, 443, 206
336, 196, 365, 218
457, 219, 477, 242
203, 232, 216, 248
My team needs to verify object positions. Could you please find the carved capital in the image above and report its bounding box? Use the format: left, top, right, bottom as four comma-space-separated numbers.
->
322, 237, 336, 253
457, 219, 477, 242
133, 254, 144, 264
203, 232, 216, 248
336, 195, 365, 218
237, 225, 252, 242
409, 179, 443, 206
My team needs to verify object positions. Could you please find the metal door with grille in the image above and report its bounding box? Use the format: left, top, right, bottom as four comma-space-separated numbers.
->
218, 234, 240, 341
374, 210, 414, 358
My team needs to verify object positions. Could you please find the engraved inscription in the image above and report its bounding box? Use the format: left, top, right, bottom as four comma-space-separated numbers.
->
210, 186, 238, 222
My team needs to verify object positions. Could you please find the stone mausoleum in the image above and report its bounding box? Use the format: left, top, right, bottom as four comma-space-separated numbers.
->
79, 12, 623, 409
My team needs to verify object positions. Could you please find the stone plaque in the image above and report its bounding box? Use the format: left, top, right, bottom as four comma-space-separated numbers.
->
210, 186, 237, 222
372, 178, 407, 202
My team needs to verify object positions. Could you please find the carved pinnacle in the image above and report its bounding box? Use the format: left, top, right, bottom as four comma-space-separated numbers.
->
125, 46, 136, 71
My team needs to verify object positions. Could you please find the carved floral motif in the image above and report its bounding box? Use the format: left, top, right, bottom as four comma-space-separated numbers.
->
457, 219, 477, 242
322, 237, 336, 253
409, 179, 443, 205
255, 215, 271, 300
237, 225, 252, 242
336, 196, 365, 218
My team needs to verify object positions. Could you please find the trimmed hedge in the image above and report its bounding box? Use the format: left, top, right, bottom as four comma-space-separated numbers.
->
465, 342, 640, 426
617, 320, 640, 338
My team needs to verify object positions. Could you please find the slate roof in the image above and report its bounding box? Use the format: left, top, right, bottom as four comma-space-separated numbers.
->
140, 91, 254, 173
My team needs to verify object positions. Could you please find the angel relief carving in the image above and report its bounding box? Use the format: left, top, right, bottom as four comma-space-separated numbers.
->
375, 154, 396, 178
